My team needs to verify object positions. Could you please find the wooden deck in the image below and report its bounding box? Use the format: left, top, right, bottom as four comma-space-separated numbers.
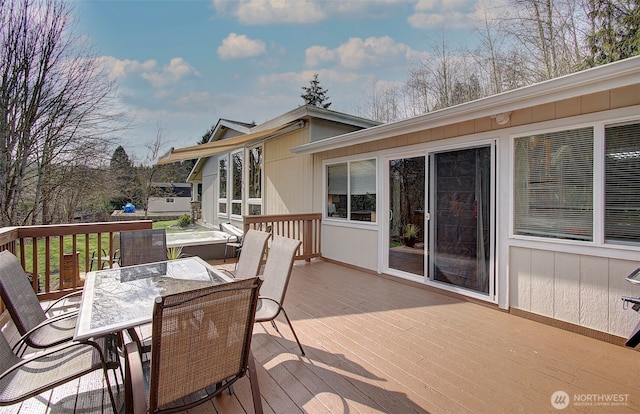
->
2, 259, 639, 413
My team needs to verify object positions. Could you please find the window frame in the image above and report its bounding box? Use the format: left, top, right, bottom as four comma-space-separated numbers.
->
511, 117, 640, 248
324, 157, 378, 225
246, 145, 263, 216
604, 120, 640, 246
230, 149, 243, 218
217, 155, 229, 218
513, 126, 594, 241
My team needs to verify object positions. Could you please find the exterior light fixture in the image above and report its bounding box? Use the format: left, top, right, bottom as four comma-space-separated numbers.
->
492, 111, 511, 125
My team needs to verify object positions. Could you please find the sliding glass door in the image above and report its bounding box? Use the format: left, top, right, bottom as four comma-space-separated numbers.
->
385, 145, 494, 297
388, 156, 426, 276
430, 147, 492, 294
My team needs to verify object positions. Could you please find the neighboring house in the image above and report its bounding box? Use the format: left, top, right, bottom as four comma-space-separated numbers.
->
160, 57, 640, 342
146, 183, 192, 215
159, 105, 379, 227
290, 56, 640, 341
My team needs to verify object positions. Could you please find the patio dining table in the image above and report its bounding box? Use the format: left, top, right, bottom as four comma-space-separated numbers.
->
74, 256, 232, 341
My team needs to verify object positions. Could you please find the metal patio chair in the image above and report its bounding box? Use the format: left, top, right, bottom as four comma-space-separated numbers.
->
0, 250, 79, 355
119, 229, 167, 267
255, 235, 305, 355
90, 233, 120, 270
0, 332, 119, 412
224, 229, 270, 279
124, 277, 264, 414
220, 222, 244, 262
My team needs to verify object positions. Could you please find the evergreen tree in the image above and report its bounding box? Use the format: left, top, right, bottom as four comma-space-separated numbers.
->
301, 74, 332, 108
109, 146, 138, 209
585, 0, 640, 67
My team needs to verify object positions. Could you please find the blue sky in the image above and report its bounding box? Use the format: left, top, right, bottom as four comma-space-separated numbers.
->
74, 0, 494, 162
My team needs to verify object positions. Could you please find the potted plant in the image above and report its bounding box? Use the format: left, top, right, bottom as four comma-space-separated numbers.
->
403, 223, 420, 248
166, 246, 183, 260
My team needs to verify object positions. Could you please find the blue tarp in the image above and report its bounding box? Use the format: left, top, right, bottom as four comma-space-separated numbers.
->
123, 203, 135, 213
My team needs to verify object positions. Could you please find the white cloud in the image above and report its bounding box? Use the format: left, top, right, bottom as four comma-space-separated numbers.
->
218, 33, 267, 60
212, 0, 410, 25
97, 56, 157, 80
305, 45, 335, 67
213, 0, 326, 25
141, 58, 200, 88
95, 56, 199, 89
409, 0, 478, 29
174, 91, 213, 107
306, 36, 413, 70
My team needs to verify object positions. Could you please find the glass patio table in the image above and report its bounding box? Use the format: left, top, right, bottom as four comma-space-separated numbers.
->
74, 256, 232, 341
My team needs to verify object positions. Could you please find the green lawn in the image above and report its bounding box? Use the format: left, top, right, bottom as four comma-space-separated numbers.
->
19, 220, 185, 288
18, 220, 204, 276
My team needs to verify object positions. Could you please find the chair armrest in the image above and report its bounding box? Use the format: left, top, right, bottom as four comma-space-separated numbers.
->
2, 339, 103, 376
124, 340, 147, 414
12, 310, 79, 352
44, 290, 83, 314
219, 268, 237, 278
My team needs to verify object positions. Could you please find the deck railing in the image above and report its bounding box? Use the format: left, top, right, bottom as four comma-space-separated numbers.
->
244, 213, 321, 261
0, 213, 321, 318
0, 221, 153, 308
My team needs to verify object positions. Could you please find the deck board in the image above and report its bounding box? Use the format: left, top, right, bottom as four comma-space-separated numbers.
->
1, 258, 639, 413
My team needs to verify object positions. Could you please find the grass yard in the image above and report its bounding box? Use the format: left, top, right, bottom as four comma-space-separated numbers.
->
18, 220, 211, 290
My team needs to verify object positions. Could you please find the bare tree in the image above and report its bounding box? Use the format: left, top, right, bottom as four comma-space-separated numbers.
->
503, 0, 587, 81
361, 82, 405, 123
0, 0, 119, 225
137, 124, 166, 218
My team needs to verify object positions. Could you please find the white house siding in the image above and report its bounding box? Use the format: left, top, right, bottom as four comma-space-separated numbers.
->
199, 157, 217, 227
264, 130, 315, 214
509, 246, 640, 338
322, 225, 378, 270
146, 197, 191, 214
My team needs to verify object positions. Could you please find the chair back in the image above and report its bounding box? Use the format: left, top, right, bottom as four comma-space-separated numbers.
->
235, 229, 270, 279
148, 277, 262, 412
259, 236, 301, 306
0, 250, 47, 335
119, 229, 167, 267
220, 222, 244, 240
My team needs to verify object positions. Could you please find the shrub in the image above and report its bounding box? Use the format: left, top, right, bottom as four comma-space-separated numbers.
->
178, 214, 192, 227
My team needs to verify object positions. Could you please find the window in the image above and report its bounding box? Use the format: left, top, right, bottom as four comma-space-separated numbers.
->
231, 151, 243, 216
218, 147, 262, 218
327, 164, 347, 218
218, 157, 228, 215
605, 122, 640, 244
247, 146, 262, 215
327, 159, 376, 222
514, 128, 593, 241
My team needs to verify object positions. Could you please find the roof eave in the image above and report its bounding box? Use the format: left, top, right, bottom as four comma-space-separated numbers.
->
257, 104, 379, 131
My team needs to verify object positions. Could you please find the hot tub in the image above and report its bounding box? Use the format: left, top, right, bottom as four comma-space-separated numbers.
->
165, 231, 237, 260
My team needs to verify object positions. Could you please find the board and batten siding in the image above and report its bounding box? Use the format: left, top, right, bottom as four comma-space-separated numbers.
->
510, 247, 640, 338
199, 157, 217, 226
264, 129, 315, 214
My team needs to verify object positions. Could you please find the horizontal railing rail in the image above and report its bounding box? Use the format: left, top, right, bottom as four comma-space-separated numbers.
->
0, 213, 321, 319
0, 221, 153, 309
243, 213, 322, 261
